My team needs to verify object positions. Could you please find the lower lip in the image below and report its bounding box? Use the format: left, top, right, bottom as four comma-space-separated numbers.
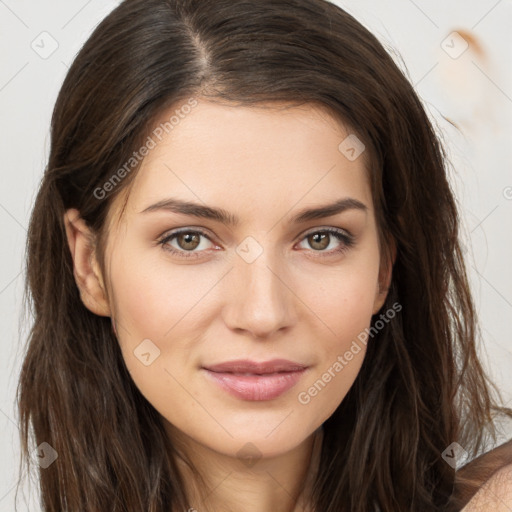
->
202, 368, 307, 401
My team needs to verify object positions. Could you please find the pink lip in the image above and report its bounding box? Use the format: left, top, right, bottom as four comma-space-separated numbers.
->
202, 359, 308, 401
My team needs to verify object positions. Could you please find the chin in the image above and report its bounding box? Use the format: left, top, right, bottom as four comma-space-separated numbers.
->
199, 418, 317, 461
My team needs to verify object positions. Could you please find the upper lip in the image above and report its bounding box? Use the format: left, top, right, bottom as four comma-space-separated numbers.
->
203, 359, 308, 375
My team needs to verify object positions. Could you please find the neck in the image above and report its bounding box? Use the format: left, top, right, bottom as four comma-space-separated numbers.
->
166, 425, 323, 512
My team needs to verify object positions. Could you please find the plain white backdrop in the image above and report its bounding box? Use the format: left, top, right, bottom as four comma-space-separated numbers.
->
1, 1, 511, 510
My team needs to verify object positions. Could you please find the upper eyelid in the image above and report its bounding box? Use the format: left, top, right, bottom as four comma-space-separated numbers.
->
160, 227, 215, 243
297, 225, 353, 238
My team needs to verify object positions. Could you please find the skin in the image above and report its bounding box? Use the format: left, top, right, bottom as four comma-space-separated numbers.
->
64, 100, 395, 512
458, 439, 512, 510
461, 464, 512, 511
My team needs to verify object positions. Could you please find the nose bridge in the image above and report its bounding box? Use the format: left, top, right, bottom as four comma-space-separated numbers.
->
223, 238, 296, 338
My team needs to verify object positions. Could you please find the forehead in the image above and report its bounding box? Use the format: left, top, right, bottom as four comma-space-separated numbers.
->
108, 100, 372, 227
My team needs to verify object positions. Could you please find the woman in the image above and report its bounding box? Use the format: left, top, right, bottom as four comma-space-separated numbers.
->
16, 0, 512, 510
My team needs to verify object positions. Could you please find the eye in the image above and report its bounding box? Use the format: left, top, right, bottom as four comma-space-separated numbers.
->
296, 228, 355, 256
158, 229, 217, 259
157, 226, 356, 260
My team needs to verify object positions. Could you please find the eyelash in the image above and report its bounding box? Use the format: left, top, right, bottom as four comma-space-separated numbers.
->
157, 227, 355, 260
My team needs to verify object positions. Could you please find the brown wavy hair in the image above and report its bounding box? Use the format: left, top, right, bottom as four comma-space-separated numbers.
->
15, 0, 511, 510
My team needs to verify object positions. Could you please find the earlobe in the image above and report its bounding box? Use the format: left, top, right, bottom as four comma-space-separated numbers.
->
372, 237, 397, 315
63, 208, 111, 317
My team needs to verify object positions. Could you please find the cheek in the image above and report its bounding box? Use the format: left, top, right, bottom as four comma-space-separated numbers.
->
292, 252, 380, 416
109, 247, 219, 342
296, 252, 380, 348
107, 248, 225, 402
295, 281, 373, 426
107, 252, 206, 410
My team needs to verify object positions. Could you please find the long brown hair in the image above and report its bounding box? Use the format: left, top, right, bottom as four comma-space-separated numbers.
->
16, 0, 511, 510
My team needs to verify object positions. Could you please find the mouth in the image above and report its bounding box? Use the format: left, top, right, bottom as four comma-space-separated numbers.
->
201, 359, 309, 401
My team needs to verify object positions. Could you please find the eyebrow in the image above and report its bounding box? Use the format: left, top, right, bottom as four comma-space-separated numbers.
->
139, 197, 368, 226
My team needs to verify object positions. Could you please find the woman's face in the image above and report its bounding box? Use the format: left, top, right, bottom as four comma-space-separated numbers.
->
99, 100, 391, 459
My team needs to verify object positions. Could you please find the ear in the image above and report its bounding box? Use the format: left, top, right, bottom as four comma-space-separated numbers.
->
63, 208, 111, 317
372, 236, 397, 315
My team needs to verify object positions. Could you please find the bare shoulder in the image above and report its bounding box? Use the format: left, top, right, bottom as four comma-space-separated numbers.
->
461, 463, 512, 511
454, 438, 512, 509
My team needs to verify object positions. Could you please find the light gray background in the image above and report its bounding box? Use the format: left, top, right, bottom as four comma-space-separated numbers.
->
1, 1, 511, 510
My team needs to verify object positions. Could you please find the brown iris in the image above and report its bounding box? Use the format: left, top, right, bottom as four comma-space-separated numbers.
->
307, 232, 330, 250
177, 233, 201, 251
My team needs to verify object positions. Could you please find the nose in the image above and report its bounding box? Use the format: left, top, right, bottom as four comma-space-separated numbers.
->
222, 248, 297, 339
